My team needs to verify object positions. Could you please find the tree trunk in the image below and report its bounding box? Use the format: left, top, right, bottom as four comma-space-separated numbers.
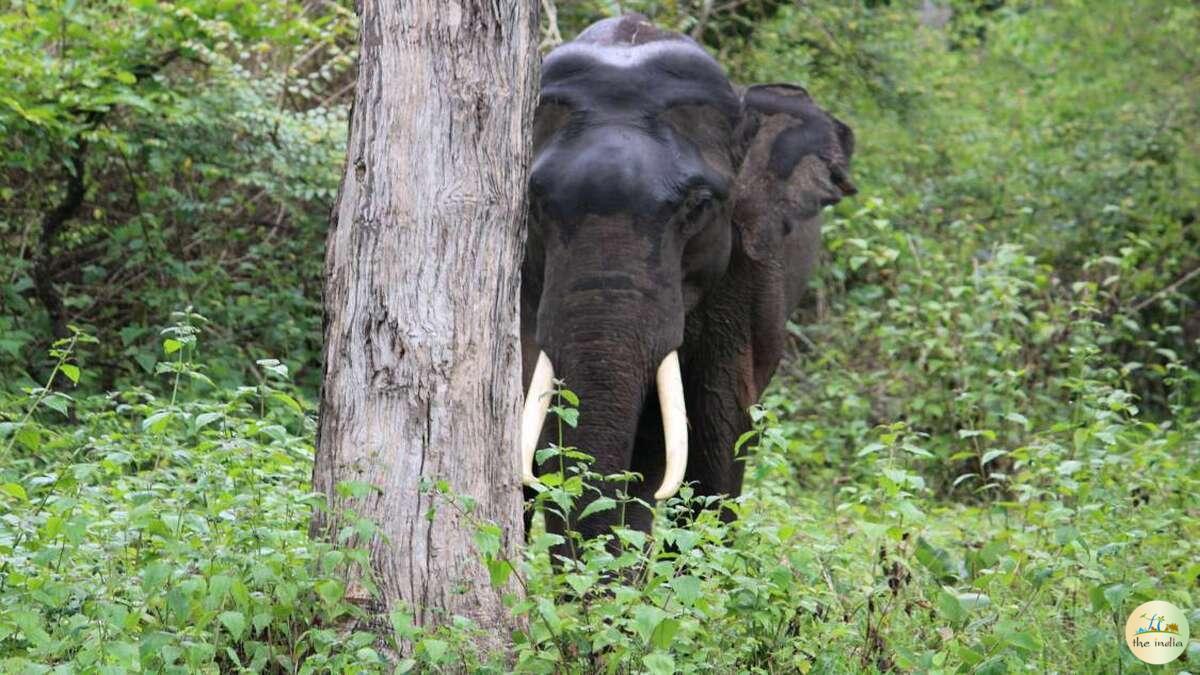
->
311, 0, 538, 653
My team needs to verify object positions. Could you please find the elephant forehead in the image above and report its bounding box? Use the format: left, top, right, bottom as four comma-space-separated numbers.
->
546, 39, 711, 70
541, 41, 739, 118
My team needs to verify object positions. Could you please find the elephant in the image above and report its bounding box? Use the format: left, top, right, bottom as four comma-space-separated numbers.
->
519, 14, 857, 548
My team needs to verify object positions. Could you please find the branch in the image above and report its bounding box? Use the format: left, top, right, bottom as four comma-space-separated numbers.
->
1128, 264, 1200, 313
691, 0, 715, 40
540, 0, 564, 52
30, 49, 181, 341
32, 148, 87, 341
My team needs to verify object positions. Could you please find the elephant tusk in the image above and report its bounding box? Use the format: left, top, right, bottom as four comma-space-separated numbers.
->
654, 351, 688, 500
521, 351, 555, 487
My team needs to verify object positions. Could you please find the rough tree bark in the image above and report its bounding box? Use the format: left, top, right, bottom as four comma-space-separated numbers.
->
311, 0, 538, 651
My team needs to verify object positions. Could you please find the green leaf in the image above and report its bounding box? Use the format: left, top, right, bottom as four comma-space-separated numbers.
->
141, 561, 170, 592
269, 391, 303, 414
195, 412, 223, 430
486, 558, 512, 587
558, 388, 579, 406
390, 609, 418, 640
1101, 583, 1128, 610
186, 370, 216, 388
420, 638, 448, 663
565, 573, 596, 596
670, 575, 701, 607
142, 410, 174, 433
552, 406, 579, 428
536, 597, 561, 632
163, 338, 183, 354
956, 591, 991, 611
1057, 460, 1082, 476
11, 609, 50, 648
59, 363, 80, 383
980, 449, 1007, 466
1004, 629, 1041, 653
315, 579, 344, 606
1003, 411, 1029, 429
934, 587, 965, 624
473, 523, 501, 556
0, 482, 28, 502
615, 527, 646, 551
734, 429, 759, 453
915, 537, 964, 583
578, 496, 616, 521
256, 358, 290, 379
650, 617, 680, 650
42, 393, 70, 417
632, 604, 667, 643
15, 424, 40, 450
643, 652, 676, 675
218, 611, 246, 640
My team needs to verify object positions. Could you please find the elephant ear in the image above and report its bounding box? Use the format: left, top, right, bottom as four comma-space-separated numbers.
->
732, 83, 856, 260
716, 84, 857, 406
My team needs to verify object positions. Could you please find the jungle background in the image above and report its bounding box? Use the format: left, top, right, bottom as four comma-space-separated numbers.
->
1, 0, 1198, 672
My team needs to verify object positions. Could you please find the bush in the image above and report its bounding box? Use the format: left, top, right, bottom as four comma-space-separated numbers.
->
2, 0, 1198, 672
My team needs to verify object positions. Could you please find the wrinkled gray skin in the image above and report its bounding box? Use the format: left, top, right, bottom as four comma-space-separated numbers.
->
521, 15, 856, 551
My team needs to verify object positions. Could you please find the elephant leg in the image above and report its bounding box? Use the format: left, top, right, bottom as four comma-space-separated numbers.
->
685, 423, 750, 524
681, 349, 757, 524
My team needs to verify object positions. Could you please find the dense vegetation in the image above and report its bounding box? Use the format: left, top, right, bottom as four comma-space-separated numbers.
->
2, 0, 1198, 672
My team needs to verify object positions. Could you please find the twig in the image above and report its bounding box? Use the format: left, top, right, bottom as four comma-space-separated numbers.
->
318, 79, 357, 109
691, 0, 715, 40
540, 0, 563, 51
1128, 264, 1200, 313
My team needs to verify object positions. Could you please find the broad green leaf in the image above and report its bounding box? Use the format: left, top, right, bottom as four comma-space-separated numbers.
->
670, 575, 701, 607
956, 591, 991, 611
315, 579, 343, 606
142, 410, 174, 433
218, 611, 246, 640
42, 394, 70, 417
632, 604, 667, 643
0, 482, 28, 502
565, 573, 596, 596
195, 412, 223, 430
269, 391, 303, 413
980, 449, 1007, 466
650, 617, 680, 650
59, 363, 80, 383
643, 652, 676, 675
577, 496, 616, 521
141, 561, 170, 592
935, 587, 965, 624
486, 559, 512, 587
420, 638, 448, 663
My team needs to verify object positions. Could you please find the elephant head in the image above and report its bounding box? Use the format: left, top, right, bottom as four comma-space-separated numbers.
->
520, 15, 856, 545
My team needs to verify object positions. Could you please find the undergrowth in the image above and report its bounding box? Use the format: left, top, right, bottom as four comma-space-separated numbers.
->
2, 0, 1199, 672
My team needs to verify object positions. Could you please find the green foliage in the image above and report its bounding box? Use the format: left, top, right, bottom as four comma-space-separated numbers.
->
2, 0, 1199, 672
0, 0, 354, 391
0, 316, 389, 671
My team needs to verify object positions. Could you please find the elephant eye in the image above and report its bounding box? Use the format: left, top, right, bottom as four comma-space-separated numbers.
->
678, 188, 715, 236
